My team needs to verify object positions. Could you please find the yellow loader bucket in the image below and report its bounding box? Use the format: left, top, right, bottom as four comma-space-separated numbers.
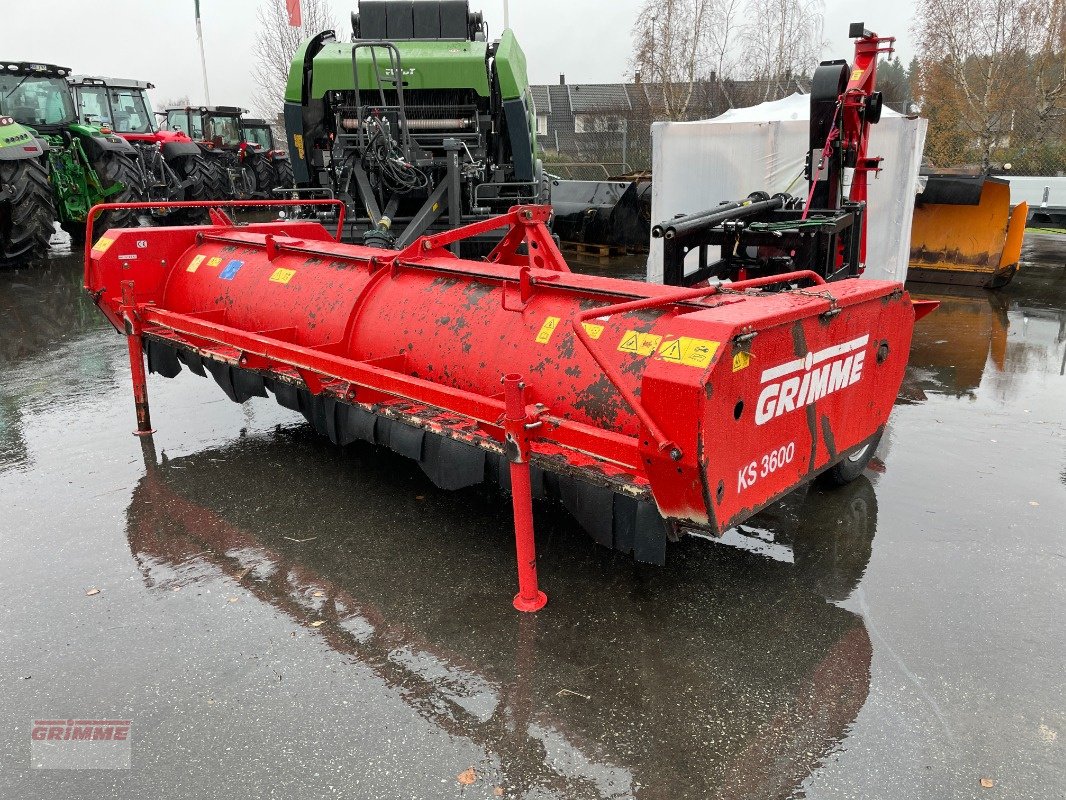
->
909, 176, 1027, 289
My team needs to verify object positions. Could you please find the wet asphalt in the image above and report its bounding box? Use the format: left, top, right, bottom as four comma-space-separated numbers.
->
0, 231, 1063, 799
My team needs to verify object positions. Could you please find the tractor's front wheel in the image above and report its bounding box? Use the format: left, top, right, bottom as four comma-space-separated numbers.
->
0, 157, 55, 266
66, 152, 146, 243
95, 151, 146, 232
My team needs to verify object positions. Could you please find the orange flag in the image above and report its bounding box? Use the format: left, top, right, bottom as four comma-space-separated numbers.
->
286, 0, 301, 27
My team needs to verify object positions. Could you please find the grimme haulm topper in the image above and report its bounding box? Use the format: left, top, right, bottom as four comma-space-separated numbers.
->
85, 24, 932, 610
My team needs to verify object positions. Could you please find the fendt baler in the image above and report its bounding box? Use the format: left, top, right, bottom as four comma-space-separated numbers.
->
85, 24, 932, 610
283, 0, 542, 254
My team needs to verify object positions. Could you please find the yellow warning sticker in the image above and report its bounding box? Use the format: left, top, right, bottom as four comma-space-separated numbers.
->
207, 256, 222, 267
657, 337, 720, 368
851, 68, 864, 81
581, 322, 604, 340
732, 351, 751, 372
618, 330, 663, 356
269, 267, 297, 284
535, 316, 560, 344
92, 236, 114, 254
293, 133, 305, 160
186, 254, 206, 273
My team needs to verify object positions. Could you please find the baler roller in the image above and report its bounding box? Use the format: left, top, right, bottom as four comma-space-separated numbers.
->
86, 200, 921, 610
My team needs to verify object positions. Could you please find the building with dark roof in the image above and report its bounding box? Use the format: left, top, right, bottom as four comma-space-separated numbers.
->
530, 74, 810, 173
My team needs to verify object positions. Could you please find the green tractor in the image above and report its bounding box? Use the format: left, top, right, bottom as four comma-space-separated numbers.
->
0, 62, 145, 245
283, 0, 543, 252
0, 113, 54, 265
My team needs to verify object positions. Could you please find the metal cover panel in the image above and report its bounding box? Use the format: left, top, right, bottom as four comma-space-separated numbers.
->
386, 1, 415, 38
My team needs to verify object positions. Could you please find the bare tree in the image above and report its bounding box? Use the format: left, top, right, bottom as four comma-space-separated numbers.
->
916, 0, 1041, 168
158, 95, 190, 113
251, 0, 336, 118
1031, 0, 1066, 144
630, 0, 743, 120
741, 0, 825, 99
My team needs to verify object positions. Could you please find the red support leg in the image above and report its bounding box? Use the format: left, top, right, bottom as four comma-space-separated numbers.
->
503, 373, 547, 612
121, 281, 155, 437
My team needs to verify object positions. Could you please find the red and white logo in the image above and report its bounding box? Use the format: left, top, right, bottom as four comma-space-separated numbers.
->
29, 718, 132, 770
755, 335, 869, 425
31, 719, 131, 742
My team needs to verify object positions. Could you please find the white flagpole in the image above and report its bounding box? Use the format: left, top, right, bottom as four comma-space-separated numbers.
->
195, 0, 212, 105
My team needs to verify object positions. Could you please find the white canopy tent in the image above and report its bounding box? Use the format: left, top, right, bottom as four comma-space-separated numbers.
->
647, 93, 927, 284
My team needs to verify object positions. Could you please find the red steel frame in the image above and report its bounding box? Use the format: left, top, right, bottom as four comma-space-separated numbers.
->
86, 201, 933, 611
842, 29, 896, 263
86, 201, 642, 611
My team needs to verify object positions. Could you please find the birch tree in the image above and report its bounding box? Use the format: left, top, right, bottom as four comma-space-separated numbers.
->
631, 0, 743, 119
251, 0, 336, 118
916, 0, 1041, 168
741, 0, 825, 99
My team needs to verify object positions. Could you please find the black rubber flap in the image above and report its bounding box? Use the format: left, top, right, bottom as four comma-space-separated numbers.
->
206, 362, 266, 403
342, 405, 379, 444
176, 349, 206, 377
420, 433, 485, 490
388, 421, 425, 460
558, 476, 614, 549
145, 339, 182, 379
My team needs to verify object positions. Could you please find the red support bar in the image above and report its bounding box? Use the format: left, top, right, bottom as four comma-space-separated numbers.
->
121, 281, 154, 436
137, 305, 641, 469
504, 374, 547, 613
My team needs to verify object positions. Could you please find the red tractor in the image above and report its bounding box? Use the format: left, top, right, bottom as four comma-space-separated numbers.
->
68, 76, 221, 221
240, 118, 295, 193
164, 105, 279, 200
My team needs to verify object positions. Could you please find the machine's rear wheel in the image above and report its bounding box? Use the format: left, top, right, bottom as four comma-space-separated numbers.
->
819, 429, 883, 487
0, 157, 55, 266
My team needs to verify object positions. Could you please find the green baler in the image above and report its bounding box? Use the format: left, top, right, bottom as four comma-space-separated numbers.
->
283, 0, 542, 252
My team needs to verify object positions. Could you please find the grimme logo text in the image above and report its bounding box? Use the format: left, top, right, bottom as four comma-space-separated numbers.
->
31, 719, 131, 742
755, 335, 869, 425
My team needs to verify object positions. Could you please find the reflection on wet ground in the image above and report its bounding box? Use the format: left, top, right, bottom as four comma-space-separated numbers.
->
1, 234, 1063, 798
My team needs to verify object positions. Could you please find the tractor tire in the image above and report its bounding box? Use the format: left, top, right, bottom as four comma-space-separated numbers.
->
274, 159, 295, 190
167, 153, 214, 224
202, 157, 230, 200
65, 152, 147, 244
0, 157, 55, 266
244, 156, 275, 198
818, 429, 883, 487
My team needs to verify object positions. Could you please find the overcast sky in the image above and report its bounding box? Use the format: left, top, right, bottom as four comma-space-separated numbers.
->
2, 1, 918, 113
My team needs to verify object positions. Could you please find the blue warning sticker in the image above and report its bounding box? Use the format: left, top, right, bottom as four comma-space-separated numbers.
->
219, 259, 244, 280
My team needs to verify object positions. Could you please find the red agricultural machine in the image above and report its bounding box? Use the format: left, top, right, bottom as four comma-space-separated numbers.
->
84, 24, 932, 610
